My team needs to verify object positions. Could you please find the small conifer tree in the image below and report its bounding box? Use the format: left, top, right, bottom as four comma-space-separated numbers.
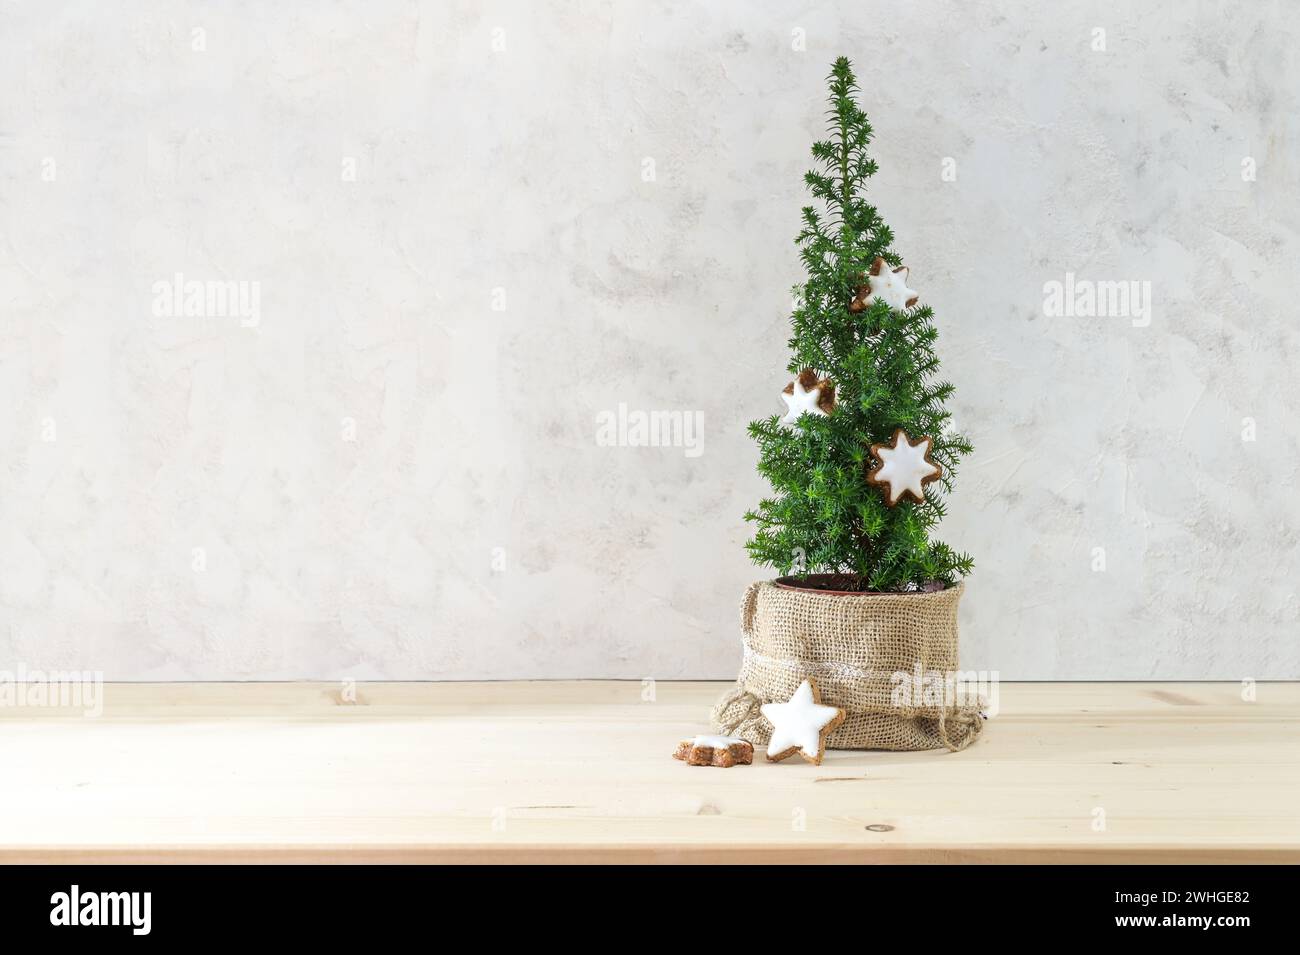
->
744, 57, 973, 592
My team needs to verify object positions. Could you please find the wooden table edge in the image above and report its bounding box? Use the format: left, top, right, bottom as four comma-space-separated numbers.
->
4, 844, 1297, 865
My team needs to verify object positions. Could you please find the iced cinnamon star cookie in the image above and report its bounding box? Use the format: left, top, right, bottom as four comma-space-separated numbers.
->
760, 678, 845, 765
673, 735, 754, 768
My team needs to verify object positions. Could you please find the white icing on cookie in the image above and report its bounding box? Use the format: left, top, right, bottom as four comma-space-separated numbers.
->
779, 377, 827, 426
865, 261, 918, 311
689, 735, 747, 749
872, 431, 940, 505
760, 680, 842, 761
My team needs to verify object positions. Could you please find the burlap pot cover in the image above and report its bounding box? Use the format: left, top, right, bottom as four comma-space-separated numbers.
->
712, 580, 984, 752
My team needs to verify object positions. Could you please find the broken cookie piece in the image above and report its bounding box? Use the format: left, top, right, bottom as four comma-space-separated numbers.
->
673, 734, 754, 768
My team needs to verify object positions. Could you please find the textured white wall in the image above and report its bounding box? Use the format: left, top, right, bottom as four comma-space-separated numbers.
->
1, 1, 1296, 680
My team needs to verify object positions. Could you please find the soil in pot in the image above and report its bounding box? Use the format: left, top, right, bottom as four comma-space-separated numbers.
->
774, 574, 949, 596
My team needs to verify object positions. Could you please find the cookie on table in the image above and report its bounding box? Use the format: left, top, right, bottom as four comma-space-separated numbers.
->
673, 734, 754, 768
759, 678, 845, 765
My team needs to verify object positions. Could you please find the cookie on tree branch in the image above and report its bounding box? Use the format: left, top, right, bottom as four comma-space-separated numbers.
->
867, 429, 942, 506
850, 256, 919, 313
780, 369, 836, 425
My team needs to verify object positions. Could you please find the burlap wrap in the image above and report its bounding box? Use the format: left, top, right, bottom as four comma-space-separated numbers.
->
711, 580, 984, 752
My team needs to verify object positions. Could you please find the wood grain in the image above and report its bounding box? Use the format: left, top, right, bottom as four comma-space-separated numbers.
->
1, 681, 1295, 863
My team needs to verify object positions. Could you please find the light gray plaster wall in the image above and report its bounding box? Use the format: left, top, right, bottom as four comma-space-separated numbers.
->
1, 1, 1296, 679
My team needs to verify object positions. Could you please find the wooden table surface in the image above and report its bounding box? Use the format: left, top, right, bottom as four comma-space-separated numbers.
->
1, 681, 1296, 863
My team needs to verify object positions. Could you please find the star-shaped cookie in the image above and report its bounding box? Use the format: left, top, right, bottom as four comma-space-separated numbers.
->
759, 678, 845, 765
673, 735, 754, 768
779, 369, 835, 426
851, 256, 919, 312
867, 429, 942, 506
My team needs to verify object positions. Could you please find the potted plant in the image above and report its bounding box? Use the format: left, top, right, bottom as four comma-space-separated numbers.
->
712, 58, 982, 752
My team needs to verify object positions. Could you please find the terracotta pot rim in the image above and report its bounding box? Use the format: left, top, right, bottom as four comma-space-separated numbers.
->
772, 575, 961, 597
